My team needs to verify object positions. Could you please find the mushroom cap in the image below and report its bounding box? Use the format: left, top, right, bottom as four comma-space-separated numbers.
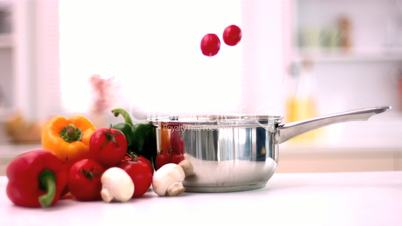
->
152, 163, 185, 196
101, 167, 134, 202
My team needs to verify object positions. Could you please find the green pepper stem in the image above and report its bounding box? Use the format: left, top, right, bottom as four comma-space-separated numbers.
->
112, 108, 134, 126
60, 124, 82, 143
38, 170, 56, 208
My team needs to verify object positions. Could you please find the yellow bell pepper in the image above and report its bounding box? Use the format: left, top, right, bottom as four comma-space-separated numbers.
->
41, 115, 96, 164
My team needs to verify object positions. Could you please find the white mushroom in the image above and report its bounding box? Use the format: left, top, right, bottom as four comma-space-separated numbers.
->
152, 163, 185, 196
178, 158, 194, 177
100, 167, 134, 202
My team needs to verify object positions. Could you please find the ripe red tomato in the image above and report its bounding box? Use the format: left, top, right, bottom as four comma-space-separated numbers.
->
223, 24, 242, 46
170, 154, 184, 164
139, 156, 154, 175
200, 33, 221, 56
170, 130, 184, 155
68, 159, 105, 201
155, 153, 170, 170
119, 156, 153, 198
89, 128, 128, 167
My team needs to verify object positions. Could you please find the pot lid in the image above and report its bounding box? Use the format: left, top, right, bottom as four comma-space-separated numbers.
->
149, 114, 283, 126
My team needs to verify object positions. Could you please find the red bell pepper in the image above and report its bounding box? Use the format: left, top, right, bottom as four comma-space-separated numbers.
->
6, 150, 67, 208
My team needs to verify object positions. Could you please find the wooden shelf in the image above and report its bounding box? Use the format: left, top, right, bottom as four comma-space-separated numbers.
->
293, 49, 402, 64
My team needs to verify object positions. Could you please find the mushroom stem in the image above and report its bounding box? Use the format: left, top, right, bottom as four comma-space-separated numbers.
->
100, 188, 113, 203
179, 159, 194, 177
167, 182, 185, 196
152, 163, 185, 197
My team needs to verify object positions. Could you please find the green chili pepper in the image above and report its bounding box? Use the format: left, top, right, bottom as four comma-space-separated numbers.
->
111, 108, 157, 163
111, 108, 135, 148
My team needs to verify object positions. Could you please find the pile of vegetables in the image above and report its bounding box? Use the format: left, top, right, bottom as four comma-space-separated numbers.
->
6, 23, 244, 207
5, 108, 190, 208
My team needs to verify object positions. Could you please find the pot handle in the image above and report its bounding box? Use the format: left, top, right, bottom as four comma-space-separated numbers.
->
277, 106, 391, 144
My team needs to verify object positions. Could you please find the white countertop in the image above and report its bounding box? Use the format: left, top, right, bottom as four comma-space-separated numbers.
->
1, 171, 402, 226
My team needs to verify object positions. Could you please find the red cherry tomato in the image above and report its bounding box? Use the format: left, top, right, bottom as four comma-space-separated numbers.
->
170, 154, 185, 164
119, 156, 153, 198
223, 24, 242, 46
200, 33, 221, 56
170, 130, 184, 155
68, 159, 105, 201
89, 128, 128, 167
155, 153, 170, 170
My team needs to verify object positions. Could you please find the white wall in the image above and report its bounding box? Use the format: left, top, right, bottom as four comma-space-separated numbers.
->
60, 0, 244, 116
0, 48, 12, 109
59, 0, 287, 117
3, 1, 289, 120
241, 0, 286, 116
12, 0, 60, 121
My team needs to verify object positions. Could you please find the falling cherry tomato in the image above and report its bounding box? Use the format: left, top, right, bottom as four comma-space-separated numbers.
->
200, 33, 221, 56
223, 25, 242, 46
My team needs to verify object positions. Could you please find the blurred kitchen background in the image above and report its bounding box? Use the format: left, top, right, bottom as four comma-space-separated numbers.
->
0, 0, 401, 174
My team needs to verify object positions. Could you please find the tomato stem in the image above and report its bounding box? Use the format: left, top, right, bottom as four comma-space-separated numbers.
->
81, 169, 94, 180
127, 152, 138, 160
105, 130, 117, 144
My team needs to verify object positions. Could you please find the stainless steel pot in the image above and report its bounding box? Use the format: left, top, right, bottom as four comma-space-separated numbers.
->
151, 106, 390, 192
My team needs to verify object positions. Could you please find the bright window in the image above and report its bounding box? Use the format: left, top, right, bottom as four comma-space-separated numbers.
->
59, 0, 243, 116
